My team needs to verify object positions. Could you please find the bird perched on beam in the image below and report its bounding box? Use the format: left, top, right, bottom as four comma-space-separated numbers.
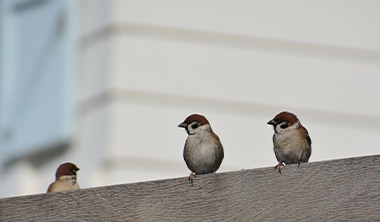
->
47, 162, 80, 192
179, 114, 224, 185
267, 111, 311, 173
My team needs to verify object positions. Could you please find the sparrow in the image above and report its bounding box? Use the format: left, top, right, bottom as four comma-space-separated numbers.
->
47, 162, 80, 193
267, 111, 311, 173
178, 114, 224, 185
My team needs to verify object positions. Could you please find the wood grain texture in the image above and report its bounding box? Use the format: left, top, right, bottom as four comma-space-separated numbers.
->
1, 155, 379, 221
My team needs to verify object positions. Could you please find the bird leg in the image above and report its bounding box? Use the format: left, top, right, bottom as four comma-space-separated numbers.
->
297, 161, 305, 168
188, 172, 197, 186
274, 162, 284, 174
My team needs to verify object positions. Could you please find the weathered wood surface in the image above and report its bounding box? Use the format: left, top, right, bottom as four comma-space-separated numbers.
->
1, 155, 379, 221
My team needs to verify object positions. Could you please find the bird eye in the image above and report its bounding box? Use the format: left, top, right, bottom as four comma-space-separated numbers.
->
191, 123, 199, 129
280, 122, 288, 129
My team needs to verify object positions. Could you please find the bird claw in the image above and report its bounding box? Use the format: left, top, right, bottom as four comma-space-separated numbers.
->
297, 161, 305, 168
274, 163, 284, 174
188, 172, 196, 186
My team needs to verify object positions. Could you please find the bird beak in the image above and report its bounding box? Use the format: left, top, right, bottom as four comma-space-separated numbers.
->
178, 122, 187, 128
267, 120, 276, 126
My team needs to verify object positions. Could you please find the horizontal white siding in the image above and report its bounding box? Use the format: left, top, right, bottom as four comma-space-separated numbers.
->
76, 0, 380, 187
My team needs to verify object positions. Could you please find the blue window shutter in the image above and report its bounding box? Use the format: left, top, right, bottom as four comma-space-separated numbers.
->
0, 0, 77, 158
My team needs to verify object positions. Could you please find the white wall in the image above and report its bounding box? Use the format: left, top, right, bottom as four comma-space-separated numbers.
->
1, 0, 379, 198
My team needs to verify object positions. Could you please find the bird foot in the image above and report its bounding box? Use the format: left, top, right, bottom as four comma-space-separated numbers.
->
297, 161, 305, 168
188, 172, 197, 186
274, 163, 284, 174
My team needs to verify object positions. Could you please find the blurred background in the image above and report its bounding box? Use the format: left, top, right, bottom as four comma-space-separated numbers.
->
0, 0, 379, 198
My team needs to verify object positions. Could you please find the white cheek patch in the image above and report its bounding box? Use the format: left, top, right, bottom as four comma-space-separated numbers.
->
187, 125, 196, 135
275, 125, 283, 133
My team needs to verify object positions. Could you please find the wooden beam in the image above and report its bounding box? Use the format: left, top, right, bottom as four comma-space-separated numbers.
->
1, 155, 379, 221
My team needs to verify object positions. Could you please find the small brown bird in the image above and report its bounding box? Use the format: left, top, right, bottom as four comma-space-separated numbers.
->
178, 114, 224, 185
267, 111, 311, 173
47, 162, 80, 193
